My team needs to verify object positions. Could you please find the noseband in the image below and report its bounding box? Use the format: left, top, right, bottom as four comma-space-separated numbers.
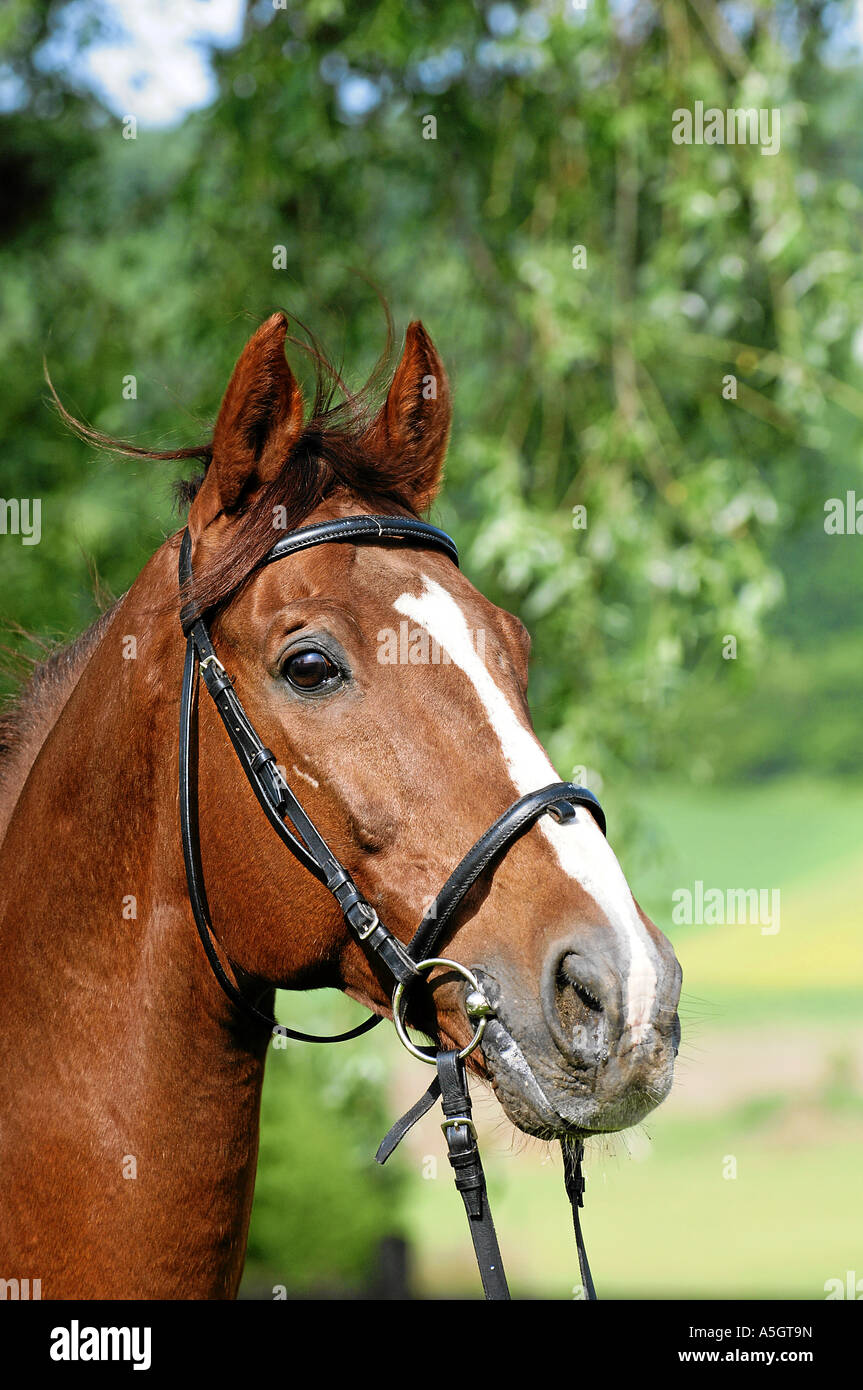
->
178, 515, 606, 1301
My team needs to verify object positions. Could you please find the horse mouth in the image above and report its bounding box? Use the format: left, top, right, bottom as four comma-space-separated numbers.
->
479, 1014, 674, 1140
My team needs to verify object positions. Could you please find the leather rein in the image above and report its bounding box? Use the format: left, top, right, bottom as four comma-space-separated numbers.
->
178, 515, 606, 1301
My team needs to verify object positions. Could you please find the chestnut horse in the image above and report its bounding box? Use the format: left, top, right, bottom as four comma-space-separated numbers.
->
0, 314, 681, 1298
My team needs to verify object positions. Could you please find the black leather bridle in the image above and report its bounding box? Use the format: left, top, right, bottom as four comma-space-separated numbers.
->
178, 514, 607, 1301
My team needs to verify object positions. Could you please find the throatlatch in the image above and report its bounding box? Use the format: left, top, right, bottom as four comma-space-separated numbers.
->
178, 515, 604, 1301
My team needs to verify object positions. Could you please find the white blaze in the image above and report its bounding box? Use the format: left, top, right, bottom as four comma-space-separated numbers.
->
394, 576, 658, 1037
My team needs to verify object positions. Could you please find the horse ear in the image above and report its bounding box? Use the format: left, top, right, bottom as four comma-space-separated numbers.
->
189, 312, 304, 536
362, 321, 451, 513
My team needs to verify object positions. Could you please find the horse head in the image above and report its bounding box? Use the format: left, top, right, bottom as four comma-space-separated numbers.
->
185, 312, 682, 1140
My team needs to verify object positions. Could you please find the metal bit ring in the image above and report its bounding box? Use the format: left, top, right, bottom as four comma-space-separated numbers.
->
392, 957, 488, 1065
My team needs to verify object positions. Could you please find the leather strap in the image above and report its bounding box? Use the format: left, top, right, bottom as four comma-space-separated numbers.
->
374, 1075, 442, 1165
259, 514, 459, 574
179, 628, 386, 1041
562, 1140, 597, 1300
436, 1050, 510, 1300
375, 1066, 599, 1300
186, 614, 420, 983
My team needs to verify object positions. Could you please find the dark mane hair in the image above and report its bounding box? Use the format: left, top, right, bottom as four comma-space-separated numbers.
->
47, 310, 424, 618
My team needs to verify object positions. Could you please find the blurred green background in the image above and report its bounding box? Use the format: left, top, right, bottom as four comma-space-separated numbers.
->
1, 0, 861, 1297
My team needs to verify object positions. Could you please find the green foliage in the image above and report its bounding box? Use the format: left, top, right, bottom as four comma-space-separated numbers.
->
1, 1, 861, 787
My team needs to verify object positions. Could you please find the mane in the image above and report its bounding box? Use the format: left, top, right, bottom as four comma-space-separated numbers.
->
47, 310, 427, 619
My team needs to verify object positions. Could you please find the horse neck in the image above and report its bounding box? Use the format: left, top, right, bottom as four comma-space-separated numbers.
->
0, 539, 271, 1296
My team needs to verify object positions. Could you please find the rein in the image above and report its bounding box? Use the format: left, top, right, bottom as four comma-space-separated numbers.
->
178, 515, 606, 1301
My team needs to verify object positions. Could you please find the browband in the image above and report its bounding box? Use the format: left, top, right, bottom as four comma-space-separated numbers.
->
262, 514, 460, 571
181, 513, 458, 634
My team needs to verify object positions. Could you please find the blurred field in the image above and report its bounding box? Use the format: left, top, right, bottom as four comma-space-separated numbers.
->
628, 776, 863, 1021
383, 775, 863, 1298
398, 1102, 862, 1299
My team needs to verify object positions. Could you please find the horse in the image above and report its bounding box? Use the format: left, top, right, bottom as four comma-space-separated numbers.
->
0, 312, 682, 1298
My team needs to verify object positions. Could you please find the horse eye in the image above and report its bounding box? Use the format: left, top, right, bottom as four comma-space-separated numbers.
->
283, 649, 339, 691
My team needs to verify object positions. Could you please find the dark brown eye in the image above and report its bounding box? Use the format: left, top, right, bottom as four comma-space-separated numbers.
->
283, 649, 339, 691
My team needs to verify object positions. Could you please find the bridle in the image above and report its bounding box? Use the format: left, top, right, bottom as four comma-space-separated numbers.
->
178, 514, 607, 1301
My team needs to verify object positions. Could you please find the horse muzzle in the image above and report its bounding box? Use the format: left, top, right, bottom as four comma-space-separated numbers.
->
472, 943, 682, 1138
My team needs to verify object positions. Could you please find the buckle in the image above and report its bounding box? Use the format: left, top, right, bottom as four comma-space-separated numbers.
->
441, 1115, 477, 1139
198, 653, 227, 676
352, 903, 380, 941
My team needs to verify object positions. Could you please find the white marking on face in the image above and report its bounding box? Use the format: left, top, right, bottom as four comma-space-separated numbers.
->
394, 576, 658, 1037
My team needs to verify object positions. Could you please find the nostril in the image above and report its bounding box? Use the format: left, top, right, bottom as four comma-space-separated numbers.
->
550, 953, 609, 1060
541, 942, 620, 1062
559, 954, 604, 1015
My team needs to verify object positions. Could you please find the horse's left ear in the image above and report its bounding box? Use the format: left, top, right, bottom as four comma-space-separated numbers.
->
362, 321, 451, 513
189, 312, 305, 538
